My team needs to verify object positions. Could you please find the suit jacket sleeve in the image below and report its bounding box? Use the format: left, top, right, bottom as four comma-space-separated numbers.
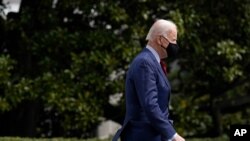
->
133, 59, 176, 140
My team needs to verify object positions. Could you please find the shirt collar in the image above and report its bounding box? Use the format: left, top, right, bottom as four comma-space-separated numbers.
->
146, 45, 160, 63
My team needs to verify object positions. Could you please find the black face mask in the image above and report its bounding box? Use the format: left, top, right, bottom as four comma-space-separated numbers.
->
166, 43, 179, 59
161, 37, 179, 59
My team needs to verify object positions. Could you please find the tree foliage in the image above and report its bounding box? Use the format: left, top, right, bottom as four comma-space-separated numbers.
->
169, 0, 250, 137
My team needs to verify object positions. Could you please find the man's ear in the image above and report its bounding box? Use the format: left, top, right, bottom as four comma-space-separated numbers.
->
156, 36, 162, 45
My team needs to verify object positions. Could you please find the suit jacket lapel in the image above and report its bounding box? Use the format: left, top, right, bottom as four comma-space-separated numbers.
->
143, 48, 171, 88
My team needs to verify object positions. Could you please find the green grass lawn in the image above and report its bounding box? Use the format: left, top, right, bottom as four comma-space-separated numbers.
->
0, 136, 229, 141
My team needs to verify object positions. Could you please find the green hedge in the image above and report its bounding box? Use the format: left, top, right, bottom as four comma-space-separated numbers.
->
0, 136, 229, 141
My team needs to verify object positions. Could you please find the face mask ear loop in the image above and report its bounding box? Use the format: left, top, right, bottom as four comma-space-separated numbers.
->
160, 36, 168, 49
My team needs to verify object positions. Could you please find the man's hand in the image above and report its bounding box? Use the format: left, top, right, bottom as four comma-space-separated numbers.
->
172, 133, 185, 141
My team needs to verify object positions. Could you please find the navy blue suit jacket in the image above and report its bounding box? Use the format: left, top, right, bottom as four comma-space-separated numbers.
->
112, 48, 176, 141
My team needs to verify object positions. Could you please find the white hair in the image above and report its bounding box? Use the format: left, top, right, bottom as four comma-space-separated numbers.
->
146, 19, 177, 41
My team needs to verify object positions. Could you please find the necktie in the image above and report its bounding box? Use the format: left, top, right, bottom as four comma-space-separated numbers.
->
160, 60, 167, 75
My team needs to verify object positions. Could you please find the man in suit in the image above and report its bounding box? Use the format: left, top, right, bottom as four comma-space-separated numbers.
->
112, 19, 185, 141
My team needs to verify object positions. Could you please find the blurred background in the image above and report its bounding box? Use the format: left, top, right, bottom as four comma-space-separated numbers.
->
0, 0, 250, 140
